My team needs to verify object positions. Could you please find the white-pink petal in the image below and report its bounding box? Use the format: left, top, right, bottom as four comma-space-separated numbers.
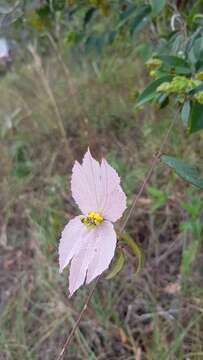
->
82, 149, 102, 209
100, 159, 127, 222
71, 150, 126, 222
61, 219, 117, 296
69, 229, 97, 296
71, 149, 101, 214
59, 216, 86, 273
86, 221, 117, 284
69, 248, 88, 296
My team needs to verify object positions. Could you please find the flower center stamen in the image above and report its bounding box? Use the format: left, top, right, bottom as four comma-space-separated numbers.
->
81, 211, 103, 228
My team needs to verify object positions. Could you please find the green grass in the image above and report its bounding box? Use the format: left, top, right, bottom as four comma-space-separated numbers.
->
0, 42, 203, 360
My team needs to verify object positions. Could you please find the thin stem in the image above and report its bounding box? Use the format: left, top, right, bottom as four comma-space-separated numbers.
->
56, 116, 176, 360
56, 276, 100, 360
120, 117, 175, 233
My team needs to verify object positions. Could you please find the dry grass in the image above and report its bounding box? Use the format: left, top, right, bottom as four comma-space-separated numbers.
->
0, 44, 203, 360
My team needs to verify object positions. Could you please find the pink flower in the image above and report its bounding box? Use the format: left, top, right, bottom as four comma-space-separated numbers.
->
59, 149, 127, 296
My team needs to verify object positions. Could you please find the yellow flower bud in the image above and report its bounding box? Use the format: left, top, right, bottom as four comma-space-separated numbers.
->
157, 82, 171, 92
149, 70, 157, 77
157, 76, 198, 95
146, 58, 162, 70
195, 72, 203, 81
194, 91, 203, 104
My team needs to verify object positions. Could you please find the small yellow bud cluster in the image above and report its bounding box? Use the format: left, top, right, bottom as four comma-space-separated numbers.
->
195, 71, 203, 81
81, 211, 104, 228
149, 70, 157, 78
146, 58, 162, 70
194, 91, 203, 104
157, 82, 172, 93
157, 76, 198, 95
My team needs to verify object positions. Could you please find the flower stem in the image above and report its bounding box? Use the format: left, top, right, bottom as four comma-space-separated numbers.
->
56, 276, 100, 360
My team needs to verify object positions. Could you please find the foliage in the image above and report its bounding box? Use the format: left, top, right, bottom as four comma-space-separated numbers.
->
133, 1, 203, 187
161, 155, 203, 189
106, 248, 125, 279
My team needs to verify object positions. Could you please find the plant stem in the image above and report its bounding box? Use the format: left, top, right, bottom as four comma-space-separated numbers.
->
120, 117, 175, 233
56, 276, 100, 360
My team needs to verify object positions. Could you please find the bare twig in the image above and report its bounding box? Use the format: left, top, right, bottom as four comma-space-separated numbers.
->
56, 276, 100, 360
120, 117, 175, 233
56, 116, 176, 359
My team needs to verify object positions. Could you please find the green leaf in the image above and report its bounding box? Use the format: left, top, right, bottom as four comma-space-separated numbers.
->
161, 155, 203, 189
64, 31, 83, 45
186, 29, 202, 56
181, 198, 202, 217
106, 249, 125, 279
147, 185, 168, 211
130, 5, 152, 35
193, 37, 203, 64
181, 240, 199, 275
193, 14, 203, 26
188, 82, 203, 95
159, 55, 190, 68
151, 0, 166, 15
158, 55, 192, 75
36, 4, 50, 17
181, 101, 191, 127
147, 186, 165, 198
189, 102, 203, 133
117, 4, 140, 32
83, 7, 96, 27
187, 0, 203, 29
157, 93, 169, 109
121, 233, 144, 274
135, 75, 173, 109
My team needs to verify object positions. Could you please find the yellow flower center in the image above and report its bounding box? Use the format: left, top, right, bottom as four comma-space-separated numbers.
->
81, 211, 104, 228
